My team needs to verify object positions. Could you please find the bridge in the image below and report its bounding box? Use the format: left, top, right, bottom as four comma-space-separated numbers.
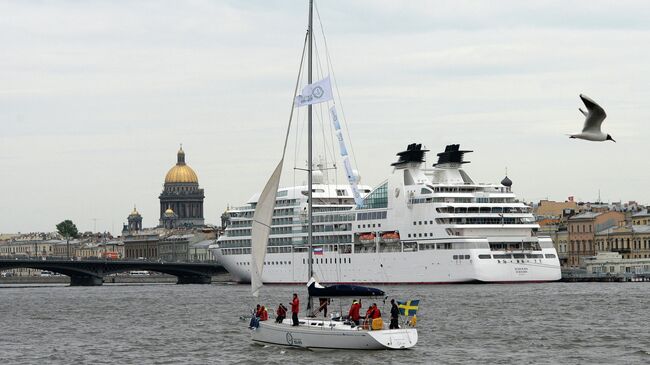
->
0, 258, 225, 286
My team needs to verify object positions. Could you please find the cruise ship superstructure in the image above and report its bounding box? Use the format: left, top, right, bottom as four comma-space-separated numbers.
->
213, 144, 561, 284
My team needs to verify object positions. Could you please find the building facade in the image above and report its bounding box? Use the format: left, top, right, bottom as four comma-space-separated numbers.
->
159, 147, 205, 228
567, 211, 625, 267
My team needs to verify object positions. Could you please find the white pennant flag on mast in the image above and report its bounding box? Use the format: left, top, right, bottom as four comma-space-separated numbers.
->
294, 77, 333, 107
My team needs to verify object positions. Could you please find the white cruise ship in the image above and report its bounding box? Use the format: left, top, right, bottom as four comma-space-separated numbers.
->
213, 143, 561, 284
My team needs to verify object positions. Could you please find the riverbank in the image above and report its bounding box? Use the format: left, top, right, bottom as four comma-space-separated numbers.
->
0, 272, 234, 285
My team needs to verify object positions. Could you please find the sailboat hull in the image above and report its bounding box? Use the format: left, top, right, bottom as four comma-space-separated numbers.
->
251, 319, 418, 350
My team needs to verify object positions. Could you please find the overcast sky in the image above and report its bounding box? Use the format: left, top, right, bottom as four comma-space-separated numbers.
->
1, 0, 649, 235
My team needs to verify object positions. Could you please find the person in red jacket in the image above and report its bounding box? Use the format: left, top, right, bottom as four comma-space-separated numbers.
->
275, 303, 288, 323
255, 304, 262, 318
371, 303, 381, 319
259, 306, 269, 321
348, 300, 361, 325
291, 293, 300, 326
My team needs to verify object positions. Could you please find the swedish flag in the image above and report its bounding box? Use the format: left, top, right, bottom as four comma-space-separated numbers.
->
397, 300, 419, 316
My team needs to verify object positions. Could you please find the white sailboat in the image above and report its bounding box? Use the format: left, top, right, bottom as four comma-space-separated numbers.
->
247, 0, 418, 350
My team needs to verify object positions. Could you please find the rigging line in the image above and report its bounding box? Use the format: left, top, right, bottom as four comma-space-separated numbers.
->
312, 38, 335, 178
314, 3, 360, 172
293, 35, 308, 190
283, 30, 310, 161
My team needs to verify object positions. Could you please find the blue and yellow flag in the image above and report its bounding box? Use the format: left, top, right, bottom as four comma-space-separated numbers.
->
397, 300, 419, 316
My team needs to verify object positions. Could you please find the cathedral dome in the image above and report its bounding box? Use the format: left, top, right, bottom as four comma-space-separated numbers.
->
165, 147, 198, 184
129, 206, 141, 217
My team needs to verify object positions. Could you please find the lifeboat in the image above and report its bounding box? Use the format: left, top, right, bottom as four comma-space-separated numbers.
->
381, 232, 400, 243
359, 233, 376, 243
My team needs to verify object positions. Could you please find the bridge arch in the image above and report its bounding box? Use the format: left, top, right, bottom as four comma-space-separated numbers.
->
0, 259, 223, 286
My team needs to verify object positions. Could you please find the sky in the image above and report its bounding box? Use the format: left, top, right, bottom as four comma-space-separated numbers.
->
1, 0, 650, 235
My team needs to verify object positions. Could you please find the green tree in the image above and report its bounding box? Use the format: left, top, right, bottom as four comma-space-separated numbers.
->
56, 220, 79, 258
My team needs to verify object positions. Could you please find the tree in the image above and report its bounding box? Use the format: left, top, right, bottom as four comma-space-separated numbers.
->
56, 220, 79, 258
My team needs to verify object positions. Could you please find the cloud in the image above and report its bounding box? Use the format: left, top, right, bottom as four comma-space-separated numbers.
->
1, 0, 649, 234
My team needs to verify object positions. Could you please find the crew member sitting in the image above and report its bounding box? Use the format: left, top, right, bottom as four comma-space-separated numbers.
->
254, 304, 262, 318
370, 303, 381, 319
259, 305, 269, 321
276, 303, 288, 323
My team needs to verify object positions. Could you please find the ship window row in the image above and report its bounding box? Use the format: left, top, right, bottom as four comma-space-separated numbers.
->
313, 214, 355, 223
293, 235, 353, 245
303, 257, 352, 264
309, 224, 351, 233
275, 199, 299, 207
267, 246, 292, 254
408, 232, 437, 238
357, 211, 387, 221
413, 220, 435, 226
358, 223, 381, 229
486, 253, 555, 259
437, 217, 528, 225
430, 186, 512, 196
436, 207, 530, 214
235, 261, 293, 266
489, 242, 542, 251
453, 255, 471, 260
226, 229, 251, 237
409, 197, 473, 204
410, 197, 515, 205
313, 206, 354, 213
418, 243, 453, 250
222, 247, 252, 255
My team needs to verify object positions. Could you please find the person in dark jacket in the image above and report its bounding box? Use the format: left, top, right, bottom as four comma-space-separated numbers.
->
389, 299, 400, 329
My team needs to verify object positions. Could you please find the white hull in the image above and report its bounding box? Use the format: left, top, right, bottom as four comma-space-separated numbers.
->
251, 318, 417, 350
215, 247, 561, 284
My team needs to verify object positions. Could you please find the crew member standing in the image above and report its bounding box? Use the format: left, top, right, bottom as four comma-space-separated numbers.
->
291, 293, 300, 326
348, 300, 361, 325
389, 299, 399, 329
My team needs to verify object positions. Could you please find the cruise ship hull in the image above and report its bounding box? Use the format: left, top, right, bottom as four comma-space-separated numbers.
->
214, 248, 561, 284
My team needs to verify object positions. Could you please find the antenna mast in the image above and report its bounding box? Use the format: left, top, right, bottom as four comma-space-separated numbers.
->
307, 0, 314, 310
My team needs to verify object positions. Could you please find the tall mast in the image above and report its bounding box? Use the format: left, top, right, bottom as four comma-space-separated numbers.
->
307, 0, 314, 283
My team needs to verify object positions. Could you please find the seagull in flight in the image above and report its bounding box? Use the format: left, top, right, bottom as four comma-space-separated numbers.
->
569, 94, 615, 142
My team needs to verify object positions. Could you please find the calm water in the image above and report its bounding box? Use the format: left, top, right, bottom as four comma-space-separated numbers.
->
0, 282, 649, 364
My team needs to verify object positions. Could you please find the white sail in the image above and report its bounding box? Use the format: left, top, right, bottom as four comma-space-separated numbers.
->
250, 159, 284, 297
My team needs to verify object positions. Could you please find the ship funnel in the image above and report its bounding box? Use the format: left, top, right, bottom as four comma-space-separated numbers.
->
391, 143, 429, 167
433, 144, 472, 166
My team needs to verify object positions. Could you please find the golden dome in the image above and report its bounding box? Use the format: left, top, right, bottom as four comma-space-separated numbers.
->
164, 146, 199, 184
129, 205, 140, 216
165, 207, 174, 214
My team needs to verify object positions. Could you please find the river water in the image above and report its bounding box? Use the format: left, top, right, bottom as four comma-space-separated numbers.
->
0, 282, 648, 364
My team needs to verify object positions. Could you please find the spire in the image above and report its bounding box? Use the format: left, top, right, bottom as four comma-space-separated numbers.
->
177, 144, 185, 165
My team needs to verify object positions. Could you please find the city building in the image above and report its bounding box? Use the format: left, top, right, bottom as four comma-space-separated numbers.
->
123, 232, 161, 259
594, 213, 650, 260
159, 146, 205, 228
632, 210, 650, 226
127, 206, 143, 232
584, 252, 650, 274
535, 199, 580, 218
567, 211, 625, 267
